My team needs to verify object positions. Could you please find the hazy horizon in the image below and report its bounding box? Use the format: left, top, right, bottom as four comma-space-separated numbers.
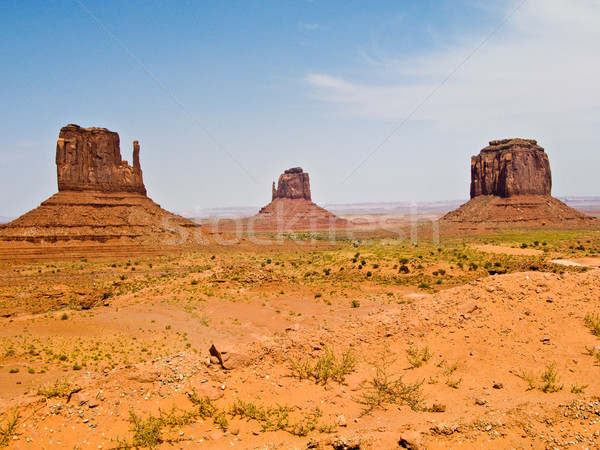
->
2, 1, 599, 218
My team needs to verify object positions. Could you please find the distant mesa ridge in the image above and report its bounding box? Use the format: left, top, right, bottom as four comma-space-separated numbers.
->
0, 124, 196, 244
442, 138, 597, 228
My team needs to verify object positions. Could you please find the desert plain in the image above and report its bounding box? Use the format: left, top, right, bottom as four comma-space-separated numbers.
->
1, 221, 600, 449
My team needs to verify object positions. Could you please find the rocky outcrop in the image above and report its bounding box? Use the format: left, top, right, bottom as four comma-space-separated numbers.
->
56, 124, 146, 194
254, 168, 348, 231
470, 139, 551, 198
0, 124, 198, 244
272, 167, 311, 201
441, 139, 597, 229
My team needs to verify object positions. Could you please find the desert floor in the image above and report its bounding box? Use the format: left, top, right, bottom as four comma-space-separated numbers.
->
1, 226, 600, 449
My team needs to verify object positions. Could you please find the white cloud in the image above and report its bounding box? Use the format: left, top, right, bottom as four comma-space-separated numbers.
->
305, 0, 600, 132
299, 22, 324, 30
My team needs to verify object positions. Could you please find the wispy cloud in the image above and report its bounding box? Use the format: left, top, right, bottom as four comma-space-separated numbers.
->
299, 22, 324, 30
306, 0, 600, 132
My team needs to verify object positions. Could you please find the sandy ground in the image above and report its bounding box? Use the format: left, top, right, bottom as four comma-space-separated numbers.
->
0, 230, 600, 449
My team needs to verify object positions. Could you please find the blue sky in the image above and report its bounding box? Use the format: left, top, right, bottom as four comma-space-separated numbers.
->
1, 0, 599, 217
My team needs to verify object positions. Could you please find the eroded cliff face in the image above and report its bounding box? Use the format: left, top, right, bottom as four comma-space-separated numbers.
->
272, 167, 311, 201
470, 139, 551, 199
56, 124, 146, 195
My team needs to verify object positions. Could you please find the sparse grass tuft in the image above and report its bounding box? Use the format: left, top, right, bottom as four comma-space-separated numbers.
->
229, 399, 326, 436
520, 370, 537, 390
519, 363, 563, 393
584, 313, 600, 336
290, 346, 356, 384
186, 389, 217, 418
359, 347, 424, 413
540, 363, 563, 393
0, 410, 19, 448
571, 383, 588, 394
37, 379, 73, 398
114, 408, 186, 449
406, 344, 432, 368
446, 377, 462, 389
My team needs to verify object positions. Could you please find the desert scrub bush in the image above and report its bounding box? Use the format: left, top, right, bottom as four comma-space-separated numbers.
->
114, 408, 187, 448
406, 344, 432, 368
584, 345, 600, 362
37, 379, 73, 398
0, 410, 19, 448
540, 363, 563, 393
398, 264, 410, 274
114, 409, 165, 448
571, 383, 588, 394
359, 349, 424, 413
584, 313, 600, 336
186, 390, 217, 418
519, 363, 563, 393
445, 377, 462, 389
350, 299, 360, 308
290, 346, 356, 384
229, 399, 326, 436
438, 360, 458, 375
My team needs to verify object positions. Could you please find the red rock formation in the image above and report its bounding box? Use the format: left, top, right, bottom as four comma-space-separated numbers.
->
441, 139, 597, 229
272, 167, 311, 201
254, 168, 348, 231
0, 125, 197, 244
470, 139, 551, 198
56, 124, 146, 194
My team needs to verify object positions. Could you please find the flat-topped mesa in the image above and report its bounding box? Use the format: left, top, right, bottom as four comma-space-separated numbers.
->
272, 167, 311, 201
441, 138, 598, 229
470, 138, 551, 199
56, 124, 146, 195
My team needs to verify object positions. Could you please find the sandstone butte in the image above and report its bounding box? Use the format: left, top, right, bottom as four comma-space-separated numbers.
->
441, 138, 598, 229
253, 167, 348, 231
0, 124, 197, 244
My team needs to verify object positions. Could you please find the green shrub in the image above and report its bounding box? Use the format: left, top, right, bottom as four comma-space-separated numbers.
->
290, 346, 356, 384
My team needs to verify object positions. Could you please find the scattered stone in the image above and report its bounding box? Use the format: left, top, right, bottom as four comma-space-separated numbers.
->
69, 392, 89, 406
208, 430, 223, 440
125, 366, 161, 383
398, 430, 424, 449
209, 343, 250, 370
459, 301, 478, 314
493, 382, 504, 390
